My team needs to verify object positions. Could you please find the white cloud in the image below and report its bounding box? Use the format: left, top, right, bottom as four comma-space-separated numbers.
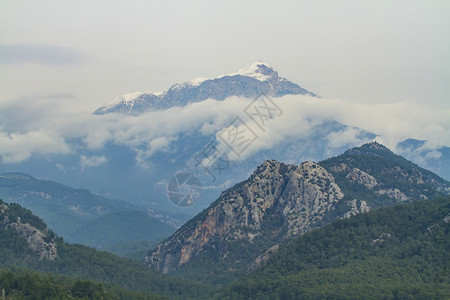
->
326, 127, 373, 149
80, 155, 107, 170
0, 130, 71, 163
0, 94, 449, 165
135, 136, 175, 167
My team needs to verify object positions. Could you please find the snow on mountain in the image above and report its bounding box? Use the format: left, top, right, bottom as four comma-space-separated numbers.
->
229, 61, 278, 81
94, 61, 317, 115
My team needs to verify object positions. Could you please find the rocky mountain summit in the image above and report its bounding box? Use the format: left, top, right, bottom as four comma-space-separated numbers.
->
146, 142, 450, 278
321, 142, 450, 201
94, 61, 317, 115
146, 160, 342, 274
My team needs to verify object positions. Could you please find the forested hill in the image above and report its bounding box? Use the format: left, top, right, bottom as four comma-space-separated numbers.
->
0, 199, 216, 299
146, 142, 449, 284
219, 198, 450, 299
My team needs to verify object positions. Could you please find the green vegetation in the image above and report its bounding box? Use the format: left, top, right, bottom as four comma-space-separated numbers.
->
0, 199, 217, 299
104, 240, 159, 261
320, 143, 449, 209
175, 205, 288, 285
219, 198, 450, 299
0, 173, 175, 249
2, 197, 450, 299
0, 267, 165, 299
74, 210, 174, 249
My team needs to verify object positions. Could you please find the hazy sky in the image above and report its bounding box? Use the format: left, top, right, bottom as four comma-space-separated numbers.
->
1, 0, 449, 111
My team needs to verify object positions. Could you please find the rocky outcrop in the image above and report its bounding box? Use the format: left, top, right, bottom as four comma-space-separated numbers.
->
322, 142, 450, 205
146, 160, 343, 274
371, 232, 391, 246
343, 199, 370, 219
346, 168, 378, 189
147, 142, 450, 275
6, 221, 58, 261
375, 188, 409, 202
0, 202, 58, 261
279, 162, 344, 236
248, 244, 280, 272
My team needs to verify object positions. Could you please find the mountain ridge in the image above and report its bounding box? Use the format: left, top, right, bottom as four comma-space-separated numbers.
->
145, 142, 450, 282
0, 172, 176, 248
218, 197, 450, 299
0, 199, 216, 299
94, 61, 317, 115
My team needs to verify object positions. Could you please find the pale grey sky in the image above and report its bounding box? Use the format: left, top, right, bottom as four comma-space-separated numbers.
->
1, 0, 449, 111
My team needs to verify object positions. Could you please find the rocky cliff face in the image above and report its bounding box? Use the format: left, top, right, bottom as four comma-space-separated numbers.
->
146, 160, 343, 274
0, 202, 58, 261
146, 142, 450, 276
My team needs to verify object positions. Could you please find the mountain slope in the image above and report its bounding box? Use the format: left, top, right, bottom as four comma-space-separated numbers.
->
0, 173, 176, 248
94, 61, 317, 115
0, 199, 216, 299
319, 142, 449, 211
74, 210, 175, 249
145, 142, 450, 283
146, 161, 343, 277
219, 198, 450, 299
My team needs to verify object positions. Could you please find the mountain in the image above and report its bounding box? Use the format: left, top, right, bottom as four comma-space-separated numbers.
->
1, 147, 449, 299
0, 199, 216, 299
320, 142, 450, 206
74, 210, 174, 249
145, 142, 450, 283
0, 172, 175, 248
94, 61, 317, 115
219, 197, 450, 299
2, 63, 448, 223
0, 199, 58, 262
398, 138, 450, 181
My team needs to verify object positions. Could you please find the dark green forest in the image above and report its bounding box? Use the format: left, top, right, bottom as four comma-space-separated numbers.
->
1, 197, 449, 299
0, 267, 166, 299
219, 198, 450, 299
0, 199, 217, 299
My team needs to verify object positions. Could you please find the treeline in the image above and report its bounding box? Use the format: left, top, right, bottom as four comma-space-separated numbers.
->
0, 267, 164, 299
2, 197, 449, 299
0, 199, 217, 299
218, 198, 450, 299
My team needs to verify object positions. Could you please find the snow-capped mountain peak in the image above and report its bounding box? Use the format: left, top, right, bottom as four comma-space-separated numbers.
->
100, 91, 163, 111
94, 62, 316, 115
230, 61, 278, 81
175, 61, 277, 88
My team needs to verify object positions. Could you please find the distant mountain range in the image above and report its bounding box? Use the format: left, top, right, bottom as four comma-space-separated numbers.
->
1, 61, 448, 223
146, 142, 450, 282
0, 172, 175, 249
94, 61, 317, 115
1, 142, 448, 298
0, 199, 214, 299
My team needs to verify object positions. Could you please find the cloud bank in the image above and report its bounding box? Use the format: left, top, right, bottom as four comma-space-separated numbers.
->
0, 94, 449, 166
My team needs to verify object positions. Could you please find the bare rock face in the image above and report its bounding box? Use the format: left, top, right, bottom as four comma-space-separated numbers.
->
280, 162, 344, 236
344, 199, 371, 219
146, 142, 450, 275
376, 188, 409, 202
0, 203, 58, 261
6, 222, 58, 261
346, 168, 378, 189
146, 160, 343, 274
